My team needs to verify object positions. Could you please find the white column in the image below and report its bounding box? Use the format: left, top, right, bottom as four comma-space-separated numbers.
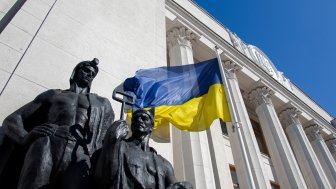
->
167, 27, 194, 65
278, 107, 331, 189
304, 120, 336, 187
206, 123, 234, 189
325, 134, 336, 161
167, 27, 216, 189
223, 61, 270, 189
246, 84, 307, 189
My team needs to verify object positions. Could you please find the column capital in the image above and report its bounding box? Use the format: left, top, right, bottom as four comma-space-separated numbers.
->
223, 60, 241, 79
278, 106, 302, 129
167, 27, 196, 51
303, 120, 324, 142
325, 133, 336, 154
245, 81, 274, 110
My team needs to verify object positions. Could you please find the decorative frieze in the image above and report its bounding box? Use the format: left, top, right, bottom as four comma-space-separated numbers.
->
227, 30, 293, 91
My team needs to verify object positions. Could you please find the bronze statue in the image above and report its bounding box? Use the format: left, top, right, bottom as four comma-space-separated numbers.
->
0, 58, 114, 189
95, 109, 193, 189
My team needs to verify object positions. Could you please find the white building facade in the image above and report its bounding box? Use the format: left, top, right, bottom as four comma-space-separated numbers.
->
0, 0, 335, 188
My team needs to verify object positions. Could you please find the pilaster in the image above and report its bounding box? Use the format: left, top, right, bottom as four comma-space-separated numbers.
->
304, 120, 336, 187
278, 106, 331, 189
246, 83, 307, 189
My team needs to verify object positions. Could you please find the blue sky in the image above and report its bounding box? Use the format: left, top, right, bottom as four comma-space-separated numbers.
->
194, 0, 336, 118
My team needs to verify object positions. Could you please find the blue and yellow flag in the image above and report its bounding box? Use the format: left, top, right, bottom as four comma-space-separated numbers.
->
123, 58, 231, 131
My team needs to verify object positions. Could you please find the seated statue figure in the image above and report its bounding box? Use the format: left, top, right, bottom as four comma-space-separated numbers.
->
0, 58, 114, 189
95, 109, 193, 189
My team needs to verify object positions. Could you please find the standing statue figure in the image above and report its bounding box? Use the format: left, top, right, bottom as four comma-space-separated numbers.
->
95, 109, 193, 189
0, 58, 114, 189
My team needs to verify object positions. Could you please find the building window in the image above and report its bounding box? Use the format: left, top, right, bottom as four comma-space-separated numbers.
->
220, 119, 228, 136
250, 119, 269, 156
229, 165, 239, 189
270, 181, 280, 189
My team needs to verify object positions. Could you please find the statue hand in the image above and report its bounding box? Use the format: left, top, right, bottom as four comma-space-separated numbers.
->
170, 182, 194, 189
23, 124, 56, 145
111, 120, 129, 140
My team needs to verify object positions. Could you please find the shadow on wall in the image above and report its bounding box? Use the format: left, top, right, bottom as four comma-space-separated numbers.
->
0, 0, 27, 33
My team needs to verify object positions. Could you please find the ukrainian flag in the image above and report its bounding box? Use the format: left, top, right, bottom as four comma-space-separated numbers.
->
123, 58, 231, 132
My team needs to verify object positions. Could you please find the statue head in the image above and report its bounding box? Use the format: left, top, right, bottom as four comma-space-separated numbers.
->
131, 108, 154, 136
70, 58, 99, 92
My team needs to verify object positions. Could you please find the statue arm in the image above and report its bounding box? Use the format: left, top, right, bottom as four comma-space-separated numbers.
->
164, 159, 194, 189
104, 98, 115, 126
165, 161, 178, 188
2, 90, 55, 145
95, 120, 129, 186
99, 98, 115, 143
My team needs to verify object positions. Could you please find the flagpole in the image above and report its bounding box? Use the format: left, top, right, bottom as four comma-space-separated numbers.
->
214, 46, 256, 189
